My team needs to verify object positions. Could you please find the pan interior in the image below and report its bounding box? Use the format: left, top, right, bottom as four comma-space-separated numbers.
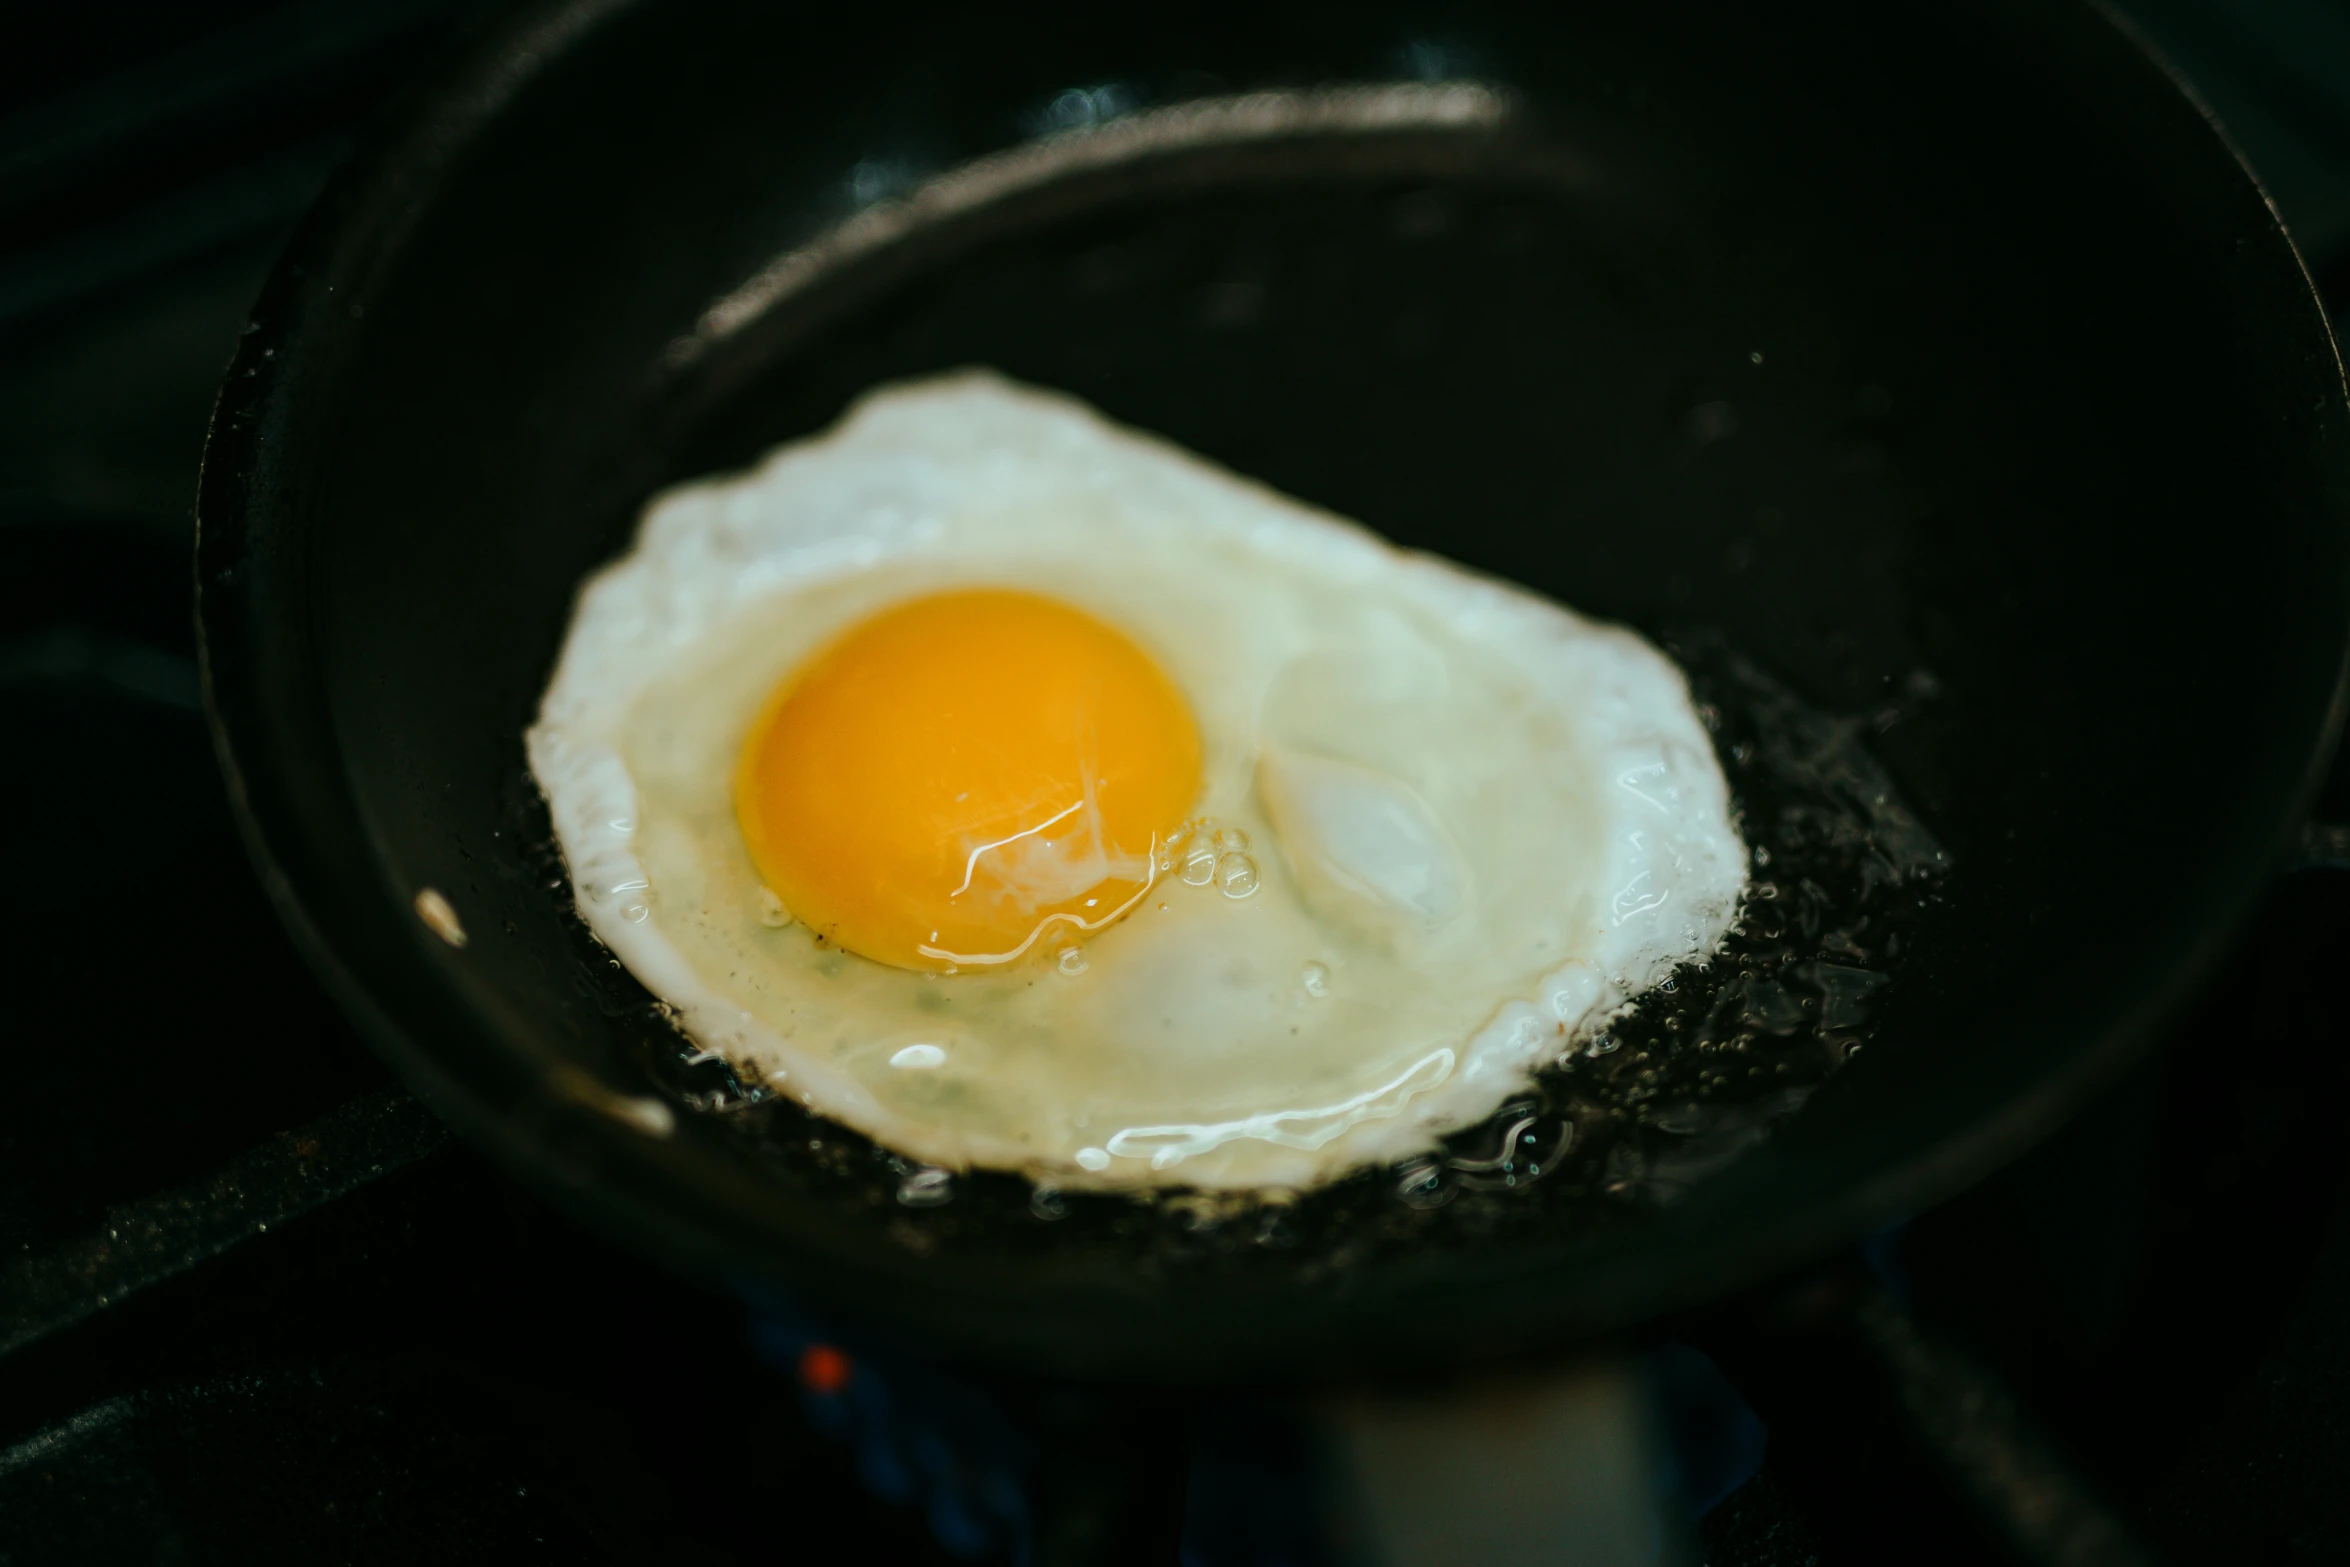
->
240, 0, 2349, 1376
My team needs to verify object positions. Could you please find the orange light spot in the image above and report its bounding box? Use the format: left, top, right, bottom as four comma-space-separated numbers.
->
798, 1343, 853, 1395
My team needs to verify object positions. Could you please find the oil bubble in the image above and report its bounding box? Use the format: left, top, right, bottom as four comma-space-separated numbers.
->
1393, 1159, 1454, 1210
1029, 1186, 1068, 1221
1056, 945, 1090, 976
1300, 961, 1331, 997
896, 1167, 954, 1207
1181, 844, 1218, 886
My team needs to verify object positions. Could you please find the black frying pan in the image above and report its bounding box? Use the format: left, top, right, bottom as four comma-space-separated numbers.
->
196, 0, 2350, 1385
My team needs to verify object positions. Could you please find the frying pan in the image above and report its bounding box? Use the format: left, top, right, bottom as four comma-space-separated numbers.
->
195, 0, 2350, 1386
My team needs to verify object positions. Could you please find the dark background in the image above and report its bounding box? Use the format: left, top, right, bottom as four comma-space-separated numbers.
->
5, 2, 2350, 1563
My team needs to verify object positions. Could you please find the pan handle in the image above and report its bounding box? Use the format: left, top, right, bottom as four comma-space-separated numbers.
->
1685, 1257, 2155, 1567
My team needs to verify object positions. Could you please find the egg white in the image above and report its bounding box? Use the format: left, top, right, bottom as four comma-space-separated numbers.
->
528, 371, 1745, 1191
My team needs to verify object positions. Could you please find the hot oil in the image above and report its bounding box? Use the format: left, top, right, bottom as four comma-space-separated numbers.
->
619, 635, 1951, 1273
1379, 634, 1949, 1221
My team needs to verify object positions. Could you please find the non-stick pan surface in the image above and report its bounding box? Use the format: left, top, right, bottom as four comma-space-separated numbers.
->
198, 0, 2350, 1382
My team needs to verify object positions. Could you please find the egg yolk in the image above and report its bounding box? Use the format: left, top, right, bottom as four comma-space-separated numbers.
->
735, 588, 1203, 973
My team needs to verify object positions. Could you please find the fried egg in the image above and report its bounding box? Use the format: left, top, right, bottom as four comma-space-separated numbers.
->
527, 372, 1744, 1191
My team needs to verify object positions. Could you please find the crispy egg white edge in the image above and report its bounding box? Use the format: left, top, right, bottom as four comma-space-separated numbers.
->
526, 370, 1747, 1191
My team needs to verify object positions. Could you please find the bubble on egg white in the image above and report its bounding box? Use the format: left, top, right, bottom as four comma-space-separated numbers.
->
1215, 852, 1259, 899
1255, 748, 1469, 945
1545, 960, 1605, 1022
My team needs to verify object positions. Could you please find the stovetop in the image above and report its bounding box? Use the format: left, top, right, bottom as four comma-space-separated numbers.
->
6, 3, 2350, 1563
